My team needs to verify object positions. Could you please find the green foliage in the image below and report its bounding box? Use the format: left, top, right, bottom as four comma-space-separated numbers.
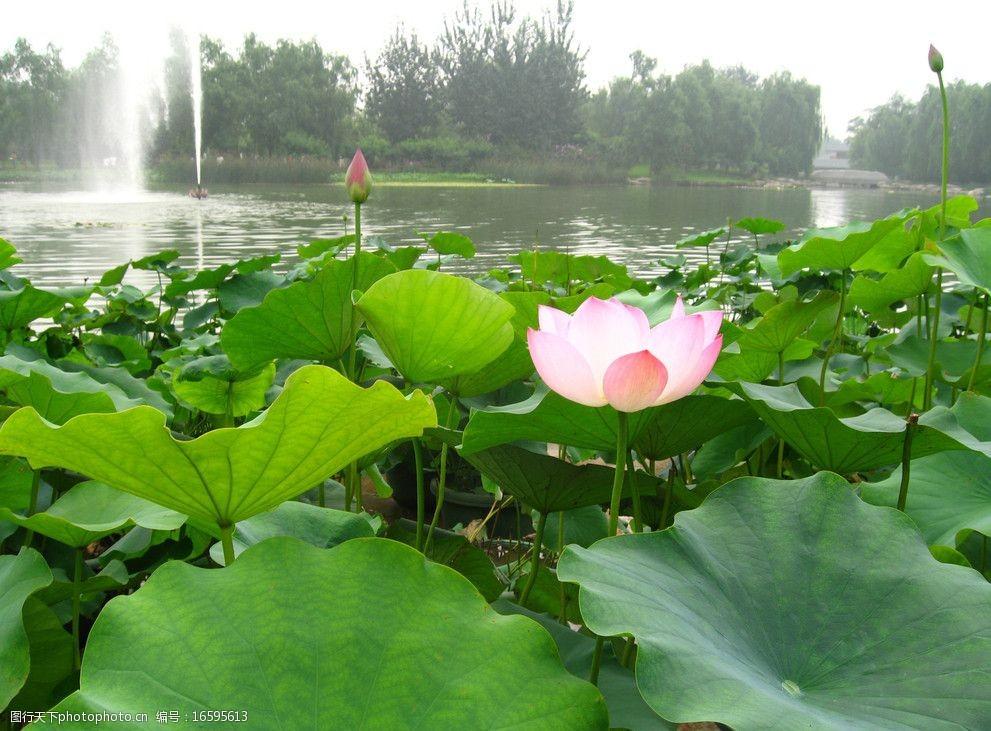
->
51, 538, 608, 729
559, 473, 991, 729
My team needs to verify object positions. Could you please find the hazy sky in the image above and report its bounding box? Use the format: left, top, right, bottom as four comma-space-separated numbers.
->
3, 0, 989, 135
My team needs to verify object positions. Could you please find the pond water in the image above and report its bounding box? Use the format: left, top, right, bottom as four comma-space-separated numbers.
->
0, 183, 978, 288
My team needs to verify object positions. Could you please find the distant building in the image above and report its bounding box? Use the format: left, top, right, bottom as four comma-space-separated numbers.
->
810, 138, 889, 187
813, 139, 851, 170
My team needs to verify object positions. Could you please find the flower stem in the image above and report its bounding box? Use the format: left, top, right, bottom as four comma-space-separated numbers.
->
777, 351, 786, 478
518, 511, 547, 606
924, 71, 950, 411
625, 452, 643, 533
425, 398, 459, 552
72, 547, 83, 669
968, 293, 988, 393
607, 412, 629, 536
589, 637, 605, 685
412, 438, 426, 551
21, 470, 41, 548
220, 523, 236, 566
818, 270, 847, 405
896, 414, 919, 512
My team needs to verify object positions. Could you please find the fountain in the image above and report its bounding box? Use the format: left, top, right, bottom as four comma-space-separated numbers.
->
188, 32, 207, 199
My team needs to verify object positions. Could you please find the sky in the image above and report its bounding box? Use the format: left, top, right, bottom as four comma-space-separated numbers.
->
2, 0, 989, 136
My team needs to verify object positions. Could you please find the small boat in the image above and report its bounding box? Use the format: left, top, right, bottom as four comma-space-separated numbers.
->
189, 186, 208, 199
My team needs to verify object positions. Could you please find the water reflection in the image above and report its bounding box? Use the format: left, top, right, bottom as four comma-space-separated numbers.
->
0, 183, 956, 288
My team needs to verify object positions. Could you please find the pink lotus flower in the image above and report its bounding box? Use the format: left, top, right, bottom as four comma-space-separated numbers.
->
928, 44, 944, 73
345, 149, 372, 204
527, 296, 722, 413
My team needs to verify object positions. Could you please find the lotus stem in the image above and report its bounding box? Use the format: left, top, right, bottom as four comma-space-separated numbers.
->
607, 412, 629, 537
660, 462, 675, 528
818, 270, 847, 405
896, 414, 919, 512
21, 469, 41, 548
967, 293, 988, 392
317, 481, 326, 508
557, 514, 567, 623
519, 511, 547, 606
72, 547, 83, 669
777, 351, 786, 478
412, 438, 426, 551
220, 523, 236, 566
425, 399, 459, 552
625, 452, 643, 533
924, 70, 950, 411
589, 637, 605, 685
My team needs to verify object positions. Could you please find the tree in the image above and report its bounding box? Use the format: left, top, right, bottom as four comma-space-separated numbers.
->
365, 29, 441, 141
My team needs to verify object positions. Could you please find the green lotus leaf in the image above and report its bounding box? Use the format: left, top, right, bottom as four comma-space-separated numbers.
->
419, 230, 476, 258
356, 269, 515, 384
461, 387, 657, 454
558, 472, 991, 730
57, 360, 174, 416
541, 506, 607, 550
386, 519, 503, 601
0, 481, 185, 548
0, 456, 34, 510
0, 354, 141, 424
0, 286, 63, 331
0, 365, 436, 527
777, 213, 910, 276
218, 270, 287, 313
173, 355, 276, 416
51, 537, 607, 729
7, 597, 74, 712
460, 443, 620, 514
0, 238, 24, 269
675, 227, 726, 249
207, 500, 373, 565
740, 382, 990, 473
221, 252, 396, 371
440, 337, 534, 397
81, 333, 151, 375
509, 252, 632, 291
848, 251, 933, 315
926, 227, 991, 295
734, 216, 785, 236
494, 598, 674, 730
632, 394, 758, 461
297, 234, 354, 259
737, 291, 838, 354
0, 548, 52, 708
37, 559, 129, 605
885, 332, 979, 381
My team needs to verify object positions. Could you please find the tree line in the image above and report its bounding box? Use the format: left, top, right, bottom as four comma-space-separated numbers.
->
1, 1, 826, 180
849, 82, 991, 184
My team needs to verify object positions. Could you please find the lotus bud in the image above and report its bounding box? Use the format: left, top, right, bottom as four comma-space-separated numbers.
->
345, 149, 372, 204
928, 45, 944, 73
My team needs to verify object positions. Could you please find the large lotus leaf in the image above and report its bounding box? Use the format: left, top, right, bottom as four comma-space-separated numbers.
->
740, 382, 990, 473
676, 227, 726, 249
461, 388, 657, 454
386, 520, 503, 601
51, 537, 607, 729
509, 252, 631, 291
356, 269, 515, 383
172, 356, 276, 416
886, 332, 979, 381
0, 365, 436, 526
441, 337, 534, 397
737, 291, 838, 354
631, 395, 758, 461
926, 227, 991, 294
460, 443, 620, 514
0, 481, 185, 548
861, 450, 991, 549
420, 230, 476, 258
0, 286, 63, 331
8, 597, 73, 712
0, 548, 52, 708
208, 500, 373, 565
777, 214, 909, 275
493, 598, 674, 731
56, 360, 173, 416
221, 253, 396, 371
848, 251, 933, 315
0, 354, 141, 424
558, 473, 991, 730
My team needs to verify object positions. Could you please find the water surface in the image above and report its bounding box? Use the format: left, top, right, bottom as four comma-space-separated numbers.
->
0, 183, 971, 288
